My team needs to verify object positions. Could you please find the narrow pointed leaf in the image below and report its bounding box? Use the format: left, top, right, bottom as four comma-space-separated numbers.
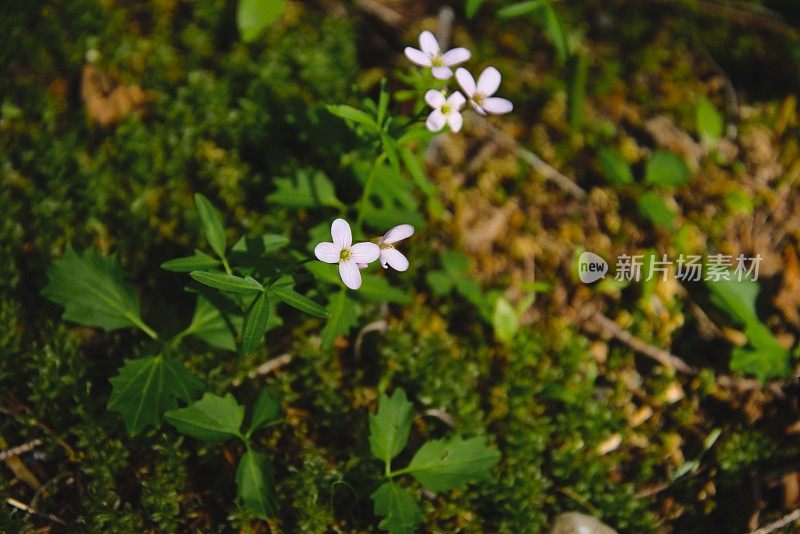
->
242, 290, 270, 355
107, 355, 203, 436
194, 193, 227, 258
236, 451, 278, 518
271, 286, 330, 318
187, 295, 241, 351
320, 290, 358, 348
161, 250, 221, 272
164, 392, 244, 442
371, 482, 423, 534
406, 436, 501, 492
190, 271, 263, 293
369, 389, 413, 464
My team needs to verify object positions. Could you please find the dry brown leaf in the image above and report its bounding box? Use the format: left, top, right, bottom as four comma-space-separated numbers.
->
81, 64, 146, 127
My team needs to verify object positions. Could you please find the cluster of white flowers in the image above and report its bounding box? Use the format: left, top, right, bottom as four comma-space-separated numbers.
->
405, 31, 513, 133
314, 219, 414, 290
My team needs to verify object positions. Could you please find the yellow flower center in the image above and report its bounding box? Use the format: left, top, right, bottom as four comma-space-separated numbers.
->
441, 104, 451, 115
379, 242, 394, 250
473, 92, 486, 105
431, 53, 444, 67
339, 248, 351, 261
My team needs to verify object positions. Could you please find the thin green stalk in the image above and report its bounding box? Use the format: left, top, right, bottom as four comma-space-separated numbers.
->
125, 312, 158, 340
355, 152, 387, 234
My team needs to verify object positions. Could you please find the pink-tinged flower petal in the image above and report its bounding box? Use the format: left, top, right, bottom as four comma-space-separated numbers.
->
381, 249, 410, 271
404, 47, 431, 67
469, 100, 487, 115
339, 259, 362, 289
357, 263, 368, 269
447, 91, 466, 110
442, 47, 471, 66
447, 111, 463, 132
477, 66, 501, 96
382, 224, 414, 244
426, 109, 446, 131
482, 97, 513, 114
419, 30, 440, 55
425, 89, 446, 109
314, 242, 341, 263
455, 68, 476, 97
431, 66, 453, 80
331, 218, 352, 249
350, 242, 380, 263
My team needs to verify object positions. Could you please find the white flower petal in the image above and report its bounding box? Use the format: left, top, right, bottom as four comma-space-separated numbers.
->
455, 68, 476, 97
477, 66, 501, 96
381, 249, 410, 272
442, 47, 471, 66
404, 47, 431, 67
469, 100, 487, 115
314, 242, 341, 264
431, 66, 453, 79
339, 259, 362, 289
331, 218, 352, 249
447, 91, 466, 110
350, 242, 381, 264
419, 30, 440, 55
382, 224, 415, 244
482, 97, 513, 114
426, 109, 447, 132
447, 110, 463, 132
357, 263, 368, 270
425, 89, 446, 109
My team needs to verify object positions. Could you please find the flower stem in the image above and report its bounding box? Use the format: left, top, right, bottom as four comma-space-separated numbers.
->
355, 152, 387, 235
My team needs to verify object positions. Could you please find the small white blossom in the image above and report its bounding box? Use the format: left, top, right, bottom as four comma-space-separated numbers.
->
314, 218, 380, 290
424, 90, 466, 132
378, 224, 414, 271
404, 30, 470, 80
455, 67, 513, 115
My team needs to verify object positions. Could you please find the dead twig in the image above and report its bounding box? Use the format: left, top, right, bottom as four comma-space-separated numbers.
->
6, 497, 66, 525
470, 113, 587, 199
0, 438, 42, 461
749, 508, 800, 534
356, 0, 404, 28
233, 354, 293, 386
587, 311, 694, 373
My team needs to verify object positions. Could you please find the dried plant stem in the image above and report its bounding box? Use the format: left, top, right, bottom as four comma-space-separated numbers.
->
0, 438, 42, 461
749, 508, 800, 534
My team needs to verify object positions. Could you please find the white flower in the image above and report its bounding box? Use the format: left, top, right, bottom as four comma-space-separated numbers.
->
425, 90, 466, 132
404, 30, 471, 80
378, 224, 414, 271
455, 67, 513, 115
314, 218, 380, 290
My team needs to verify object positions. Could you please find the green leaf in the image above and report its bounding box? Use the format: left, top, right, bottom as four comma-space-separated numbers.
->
237, 0, 286, 42
187, 295, 240, 351
242, 290, 270, 356
320, 290, 359, 348
165, 392, 244, 442
194, 193, 227, 259
707, 277, 760, 326
492, 296, 519, 345
567, 50, 587, 132
371, 482, 423, 534
326, 104, 379, 133
644, 151, 690, 187
369, 389, 414, 465
267, 169, 341, 209
405, 436, 501, 492
236, 451, 278, 518
731, 333, 790, 382
696, 96, 723, 143
598, 148, 634, 186
161, 250, 222, 272
358, 275, 413, 304
543, 4, 569, 63
466, 0, 488, 18
426, 271, 454, 296
271, 286, 330, 318
247, 389, 281, 433
41, 246, 144, 332
190, 271, 263, 293
377, 78, 389, 126
496, 0, 548, 19
232, 234, 290, 254
638, 192, 676, 229
108, 355, 203, 436
441, 250, 469, 277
